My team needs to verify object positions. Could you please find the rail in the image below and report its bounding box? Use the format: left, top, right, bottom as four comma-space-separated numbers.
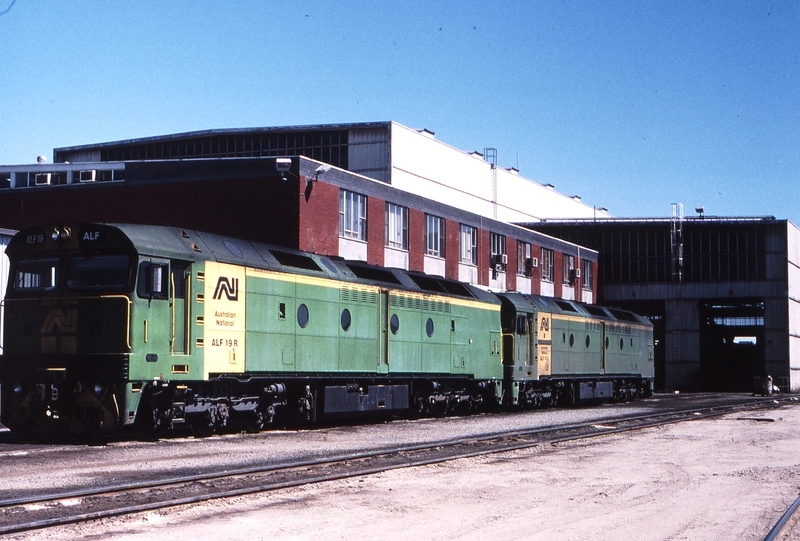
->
0, 396, 794, 536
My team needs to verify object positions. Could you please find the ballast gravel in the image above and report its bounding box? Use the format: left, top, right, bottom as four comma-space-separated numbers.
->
4, 395, 800, 540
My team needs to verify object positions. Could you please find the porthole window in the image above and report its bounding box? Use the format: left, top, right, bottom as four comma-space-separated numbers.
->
297, 303, 309, 328
426, 318, 434, 338
224, 239, 243, 258
569, 334, 574, 347
620, 338, 625, 350
585, 335, 591, 348
390, 314, 400, 335
341, 308, 351, 331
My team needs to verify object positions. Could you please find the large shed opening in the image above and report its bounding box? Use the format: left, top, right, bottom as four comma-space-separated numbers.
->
699, 299, 765, 391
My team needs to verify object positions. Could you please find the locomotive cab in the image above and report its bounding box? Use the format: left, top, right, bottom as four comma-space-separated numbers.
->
1, 224, 141, 433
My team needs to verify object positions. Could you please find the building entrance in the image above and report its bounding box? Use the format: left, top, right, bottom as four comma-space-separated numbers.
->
699, 300, 765, 392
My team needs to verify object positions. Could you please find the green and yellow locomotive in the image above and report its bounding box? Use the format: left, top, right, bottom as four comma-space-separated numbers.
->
0, 222, 653, 436
0, 223, 503, 435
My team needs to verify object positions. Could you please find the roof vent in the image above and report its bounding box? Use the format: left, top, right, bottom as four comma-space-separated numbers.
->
37, 155, 46, 164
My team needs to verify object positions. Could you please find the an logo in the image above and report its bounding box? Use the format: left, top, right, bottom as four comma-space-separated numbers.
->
41, 309, 78, 333
213, 277, 239, 301
539, 316, 550, 332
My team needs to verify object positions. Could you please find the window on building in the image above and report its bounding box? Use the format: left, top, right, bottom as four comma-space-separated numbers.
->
563, 254, 575, 285
385, 202, 409, 250
582, 259, 593, 290
490, 233, 506, 269
459, 224, 477, 265
541, 248, 554, 282
517, 241, 531, 277
425, 214, 445, 258
339, 189, 367, 241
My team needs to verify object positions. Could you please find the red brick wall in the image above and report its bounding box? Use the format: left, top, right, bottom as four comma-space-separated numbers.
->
506, 237, 518, 292
554, 251, 563, 298
0, 176, 301, 247
298, 177, 340, 255
366, 196, 385, 266
478, 229, 490, 286
408, 208, 425, 272
444, 218, 460, 281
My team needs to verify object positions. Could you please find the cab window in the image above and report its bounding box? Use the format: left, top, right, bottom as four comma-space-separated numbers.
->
13, 257, 59, 291
67, 254, 131, 292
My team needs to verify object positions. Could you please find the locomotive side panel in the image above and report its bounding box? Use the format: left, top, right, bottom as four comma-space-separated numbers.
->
337, 284, 382, 373
245, 268, 297, 372
387, 291, 424, 374
293, 274, 342, 374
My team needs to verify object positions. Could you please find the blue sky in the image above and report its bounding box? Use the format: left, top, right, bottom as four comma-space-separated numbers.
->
1, 1, 797, 222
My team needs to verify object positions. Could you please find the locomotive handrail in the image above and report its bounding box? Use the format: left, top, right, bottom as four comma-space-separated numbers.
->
170, 272, 176, 355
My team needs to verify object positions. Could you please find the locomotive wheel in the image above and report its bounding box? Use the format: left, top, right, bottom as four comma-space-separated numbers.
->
134, 388, 172, 439
188, 412, 214, 437
239, 410, 266, 433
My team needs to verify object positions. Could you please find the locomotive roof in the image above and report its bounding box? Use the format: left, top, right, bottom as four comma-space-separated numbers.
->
496, 292, 652, 327
9, 223, 496, 303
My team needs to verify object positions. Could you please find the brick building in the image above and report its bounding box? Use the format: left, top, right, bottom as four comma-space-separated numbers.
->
0, 122, 601, 301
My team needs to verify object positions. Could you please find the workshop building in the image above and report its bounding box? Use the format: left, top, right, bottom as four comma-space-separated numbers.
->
529, 214, 800, 393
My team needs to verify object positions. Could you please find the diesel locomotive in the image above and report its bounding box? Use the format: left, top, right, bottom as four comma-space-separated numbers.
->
0, 223, 654, 436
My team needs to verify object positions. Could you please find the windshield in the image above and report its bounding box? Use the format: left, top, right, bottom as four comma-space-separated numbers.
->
67, 254, 131, 292
14, 257, 59, 291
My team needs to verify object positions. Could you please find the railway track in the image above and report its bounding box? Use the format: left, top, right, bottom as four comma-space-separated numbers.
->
763, 492, 800, 541
1, 396, 794, 537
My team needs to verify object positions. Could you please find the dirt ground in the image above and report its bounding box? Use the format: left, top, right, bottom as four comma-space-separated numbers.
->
14, 402, 800, 541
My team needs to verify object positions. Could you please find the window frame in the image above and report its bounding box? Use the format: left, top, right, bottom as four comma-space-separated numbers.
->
563, 254, 575, 285
459, 224, 477, 265
582, 259, 593, 291
490, 233, 506, 270
425, 214, 446, 258
339, 189, 367, 241
385, 202, 409, 250
541, 248, 554, 282
517, 241, 531, 277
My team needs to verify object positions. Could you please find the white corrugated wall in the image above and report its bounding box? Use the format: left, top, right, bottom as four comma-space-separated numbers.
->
0, 230, 13, 355
787, 221, 800, 392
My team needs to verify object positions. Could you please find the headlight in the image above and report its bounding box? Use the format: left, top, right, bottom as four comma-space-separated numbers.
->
51, 227, 71, 241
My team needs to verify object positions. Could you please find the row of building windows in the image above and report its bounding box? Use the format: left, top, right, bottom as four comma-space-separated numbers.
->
92, 130, 350, 168
338, 189, 592, 289
539, 223, 768, 284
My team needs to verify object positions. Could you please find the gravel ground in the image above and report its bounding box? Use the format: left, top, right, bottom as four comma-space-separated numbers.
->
5, 395, 800, 540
